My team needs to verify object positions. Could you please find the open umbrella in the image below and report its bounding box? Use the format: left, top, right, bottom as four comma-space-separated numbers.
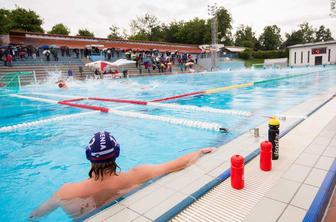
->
49, 44, 58, 48
110, 59, 136, 67
39, 45, 49, 50
85, 60, 116, 72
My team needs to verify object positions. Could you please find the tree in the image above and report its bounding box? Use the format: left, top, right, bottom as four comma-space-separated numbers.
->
315, 25, 333, 42
258, 25, 282, 50
284, 22, 315, 47
0, 9, 10, 34
234, 25, 257, 48
129, 13, 160, 41
77, 28, 94, 37
215, 7, 233, 45
107, 25, 123, 40
5, 7, 44, 33
48, 23, 70, 35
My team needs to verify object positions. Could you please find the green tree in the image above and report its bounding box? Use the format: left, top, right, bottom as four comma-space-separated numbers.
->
258, 25, 282, 50
315, 25, 333, 42
175, 18, 211, 44
6, 7, 44, 33
0, 9, 10, 34
234, 25, 257, 48
48, 23, 70, 35
77, 28, 94, 37
215, 7, 233, 45
284, 22, 315, 47
129, 13, 160, 41
107, 25, 123, 40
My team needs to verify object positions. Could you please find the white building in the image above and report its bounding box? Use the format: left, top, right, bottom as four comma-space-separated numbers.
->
288, 40, 336, 66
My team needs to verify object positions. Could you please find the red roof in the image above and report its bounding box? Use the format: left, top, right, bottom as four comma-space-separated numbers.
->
8, 31, 202, 53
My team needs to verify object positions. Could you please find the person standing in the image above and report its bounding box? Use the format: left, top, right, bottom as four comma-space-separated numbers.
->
79, 65, 83, 78
67, 69, 73, 80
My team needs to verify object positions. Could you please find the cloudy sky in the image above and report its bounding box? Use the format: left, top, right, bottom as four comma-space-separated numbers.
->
1, 0, 335, 39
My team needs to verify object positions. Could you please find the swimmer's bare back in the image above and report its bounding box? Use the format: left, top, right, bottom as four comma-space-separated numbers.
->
30, 148, 215, 219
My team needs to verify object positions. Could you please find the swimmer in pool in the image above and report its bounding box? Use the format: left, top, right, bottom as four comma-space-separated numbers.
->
30, 131, 215, 220
56, 80, 68, 89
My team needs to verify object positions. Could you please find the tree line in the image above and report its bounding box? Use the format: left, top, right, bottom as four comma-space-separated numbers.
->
0, 6, 334, 50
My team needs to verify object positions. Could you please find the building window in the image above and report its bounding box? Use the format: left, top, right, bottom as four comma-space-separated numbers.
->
301, 51, 303, 63
294, 52, 296, 64
328, 49, 331, 62
307, 51, 310, 63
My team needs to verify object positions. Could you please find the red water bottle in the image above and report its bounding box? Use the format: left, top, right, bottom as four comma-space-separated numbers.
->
260, 141, 272, 171
231, 155, 244, 189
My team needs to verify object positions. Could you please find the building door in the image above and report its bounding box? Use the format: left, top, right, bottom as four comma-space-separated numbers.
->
315, 56, 322, 65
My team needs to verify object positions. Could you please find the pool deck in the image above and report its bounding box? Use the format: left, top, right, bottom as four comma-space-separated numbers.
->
85, 88, 336, 222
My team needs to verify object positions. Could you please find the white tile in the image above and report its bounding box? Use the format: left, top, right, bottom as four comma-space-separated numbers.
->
104, 208, 140, 222
281, 164, 311, 183
207, 161, 230, 178
304, 168, 327, 187
179, 174, 214, 196
291, 184, 318, 210
132, 216, 152, 222
127, 187, 175, 214
85, 203, 125, 222
118, 183, 160, 207
194, 156, 224, 172
265, 179, 301, 203
304, 143, 327, 155
312, 136, 333, 146
278, 205, 306, 222
144, 192, 187, 220
323, 145, 336, 158
315, 156, 334, 170
295, 153, 320, 167
244, 197, 287, 222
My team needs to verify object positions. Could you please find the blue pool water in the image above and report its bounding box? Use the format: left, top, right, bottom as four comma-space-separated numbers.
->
1, 66, 336, 221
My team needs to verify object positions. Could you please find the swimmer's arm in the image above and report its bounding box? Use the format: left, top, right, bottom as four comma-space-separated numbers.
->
29, 194, 60, 219
128, 148, 215, 185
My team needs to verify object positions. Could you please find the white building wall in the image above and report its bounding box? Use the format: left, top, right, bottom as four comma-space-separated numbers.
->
289, 43, 336, 67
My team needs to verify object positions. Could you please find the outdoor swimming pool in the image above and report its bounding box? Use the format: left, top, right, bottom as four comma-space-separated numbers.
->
1, 66, 336, 221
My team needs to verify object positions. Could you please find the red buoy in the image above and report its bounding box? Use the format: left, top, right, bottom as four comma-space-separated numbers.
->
231, 155, 244, 190
260, 141, 272, 171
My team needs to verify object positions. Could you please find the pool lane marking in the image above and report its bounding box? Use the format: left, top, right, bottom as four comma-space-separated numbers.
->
0, 111, 98, 132
10, 94, 227, 132
88, 97, 252, 117
30, 92, 80, 99
150, 69, 334, 102
9, 94, 59, 104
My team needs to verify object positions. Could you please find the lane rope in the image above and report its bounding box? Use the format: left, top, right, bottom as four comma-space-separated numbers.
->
0, 111, 98, 132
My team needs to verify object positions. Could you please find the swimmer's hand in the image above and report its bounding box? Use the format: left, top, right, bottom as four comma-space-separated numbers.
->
199, 147, 216, 155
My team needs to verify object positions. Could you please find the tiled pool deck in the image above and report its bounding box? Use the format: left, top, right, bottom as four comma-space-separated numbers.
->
86, 89, 336, 222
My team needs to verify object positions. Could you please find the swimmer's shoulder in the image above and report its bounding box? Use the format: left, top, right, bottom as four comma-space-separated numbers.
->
57, 181, 92, 200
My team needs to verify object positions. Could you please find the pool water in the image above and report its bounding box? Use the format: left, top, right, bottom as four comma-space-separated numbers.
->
0, 66, 336, 221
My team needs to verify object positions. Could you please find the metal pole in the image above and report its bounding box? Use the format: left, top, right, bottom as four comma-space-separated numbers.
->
33, 70, 37, 84
17, 75, 21, 90
208, 3, 218, 71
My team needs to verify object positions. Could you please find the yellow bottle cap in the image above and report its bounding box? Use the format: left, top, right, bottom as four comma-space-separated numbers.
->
268, 116, 280, 126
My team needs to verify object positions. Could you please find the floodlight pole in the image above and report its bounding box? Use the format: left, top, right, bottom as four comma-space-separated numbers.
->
208, 3, 219, 71
331, 0, 336, 17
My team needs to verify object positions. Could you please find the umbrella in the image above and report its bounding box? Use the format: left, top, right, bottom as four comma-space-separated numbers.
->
39, 45, 49, 49
50, 44, 58, 48
85, 60, 116, 72
43, 50, 51, 55
110, 59, 136, 67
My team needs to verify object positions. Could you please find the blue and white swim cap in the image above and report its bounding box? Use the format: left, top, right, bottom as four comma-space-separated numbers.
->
86, 131, 120, 163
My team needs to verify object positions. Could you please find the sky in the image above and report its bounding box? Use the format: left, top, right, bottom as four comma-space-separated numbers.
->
0, 0, 335, 39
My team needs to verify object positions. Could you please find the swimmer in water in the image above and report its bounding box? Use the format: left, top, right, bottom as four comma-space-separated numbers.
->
56, 80, 68, 89
30, 131, 215, 220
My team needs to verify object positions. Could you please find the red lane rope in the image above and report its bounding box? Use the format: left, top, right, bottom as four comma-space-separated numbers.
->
150, 91, 205, 102
89, 97, 148, 105
60, 98, 86, 103
58, 101, 109, 112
